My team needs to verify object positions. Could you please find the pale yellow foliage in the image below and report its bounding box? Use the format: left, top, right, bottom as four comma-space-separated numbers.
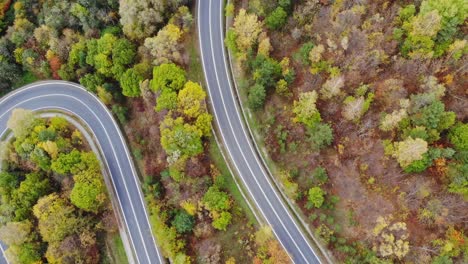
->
343, 96, 365, 121
144, 23, 183, 65
373, 216, 410, 259
309, 44, 324, 63
257, 32, 272, 57
410, 10, 441, 38
255, 225, 274, 246
0, 141, 10, 162
180, 200, 197, 216
380, 109, 408, 131
7, 108, 37, 139
320, 75, 344, 100
448, 39, 467, 59
38, 141, 59, 159
232, 9, 263, 53
421, 76, 446, 99
393, 137, 428, 167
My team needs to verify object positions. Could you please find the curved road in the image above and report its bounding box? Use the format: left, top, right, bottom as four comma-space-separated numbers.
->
0, 81, 163, 264
198, 1, 321, 263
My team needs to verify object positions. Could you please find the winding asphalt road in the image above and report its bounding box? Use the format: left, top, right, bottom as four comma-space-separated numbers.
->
0, 81, 163, 264
198, 0, 321, 263
0, 2, 322, 264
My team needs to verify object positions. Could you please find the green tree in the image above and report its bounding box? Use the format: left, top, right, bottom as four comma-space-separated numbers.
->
212, 211, 232, 231
70, 170, 107, 213
79, 73, 104, 93
11, 173, 51, 221
449, 123, 467, 151
411, 101, 455, 131
295, 42, 314, 65
149, 205, 185, 260
160, 117, 203, 158
120, 68, 143, 97
312, 166, 329, 185
30, 146, 51, 171
0, 171, 19, 197
112, 38, 136, 66
202, 186, 231, 212
151, 63, 186, 92
112, 105, 128, 124
248, 83, 266, 110
51, 149, 82, 175
171, 210, 195, 234
18, 242, 42, 264
252, 55, 282, 89
403, 153, 432, 173
293, 91, 322, 128
225, 29, 239, 54
155, 89, 178, 111
307, 187, 325, 208
307, 123, 334, 150
265, 7, 287, 30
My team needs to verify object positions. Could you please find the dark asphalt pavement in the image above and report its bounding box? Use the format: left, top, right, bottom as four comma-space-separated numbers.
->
198, 1, 321, 263
0, 81, 163, 264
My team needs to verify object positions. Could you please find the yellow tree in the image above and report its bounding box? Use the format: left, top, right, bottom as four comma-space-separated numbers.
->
393, 137, 428, 167
144, 23, 183, 65
177, 81, 207, 119
232, 9, 263, 55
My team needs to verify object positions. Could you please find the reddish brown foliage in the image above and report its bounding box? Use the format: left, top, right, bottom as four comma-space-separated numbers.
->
48, 55, 62, 80
0, 0, 11, 18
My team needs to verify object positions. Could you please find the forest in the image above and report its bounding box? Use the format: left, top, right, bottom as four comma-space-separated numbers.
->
0, 0, 289, 263
0, 111, 121, 263
226, 0, 467, 263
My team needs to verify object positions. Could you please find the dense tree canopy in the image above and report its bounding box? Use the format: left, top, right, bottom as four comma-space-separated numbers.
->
151, 63, 186, 92
177, 81, 206, 119
70, 170, 107, 213
119, 0, 186, 41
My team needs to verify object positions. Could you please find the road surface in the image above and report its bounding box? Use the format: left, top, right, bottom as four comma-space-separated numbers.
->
198, 0, 321, 263
0, 81, 163, 264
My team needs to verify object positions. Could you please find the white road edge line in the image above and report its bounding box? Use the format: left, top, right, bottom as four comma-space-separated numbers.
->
0, 85, 163, 263
0, 93, 147, 264
206, 1, 304, 262
199, 1, 312, 263
216, 0, 320, 261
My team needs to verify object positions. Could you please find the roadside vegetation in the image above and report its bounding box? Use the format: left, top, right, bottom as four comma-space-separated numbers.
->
226, 0, 467, 263
0, 110, 124, 263
0, 0, 290, 263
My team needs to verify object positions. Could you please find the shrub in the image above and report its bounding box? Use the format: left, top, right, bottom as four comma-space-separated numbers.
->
312, 166, 328, 185
449, 123, 468, 151
248, 84, 266, 110
171, 210, 195, 234
307, 123, 334, 150
265, 7, 287, 30
307, 187, 326, 209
